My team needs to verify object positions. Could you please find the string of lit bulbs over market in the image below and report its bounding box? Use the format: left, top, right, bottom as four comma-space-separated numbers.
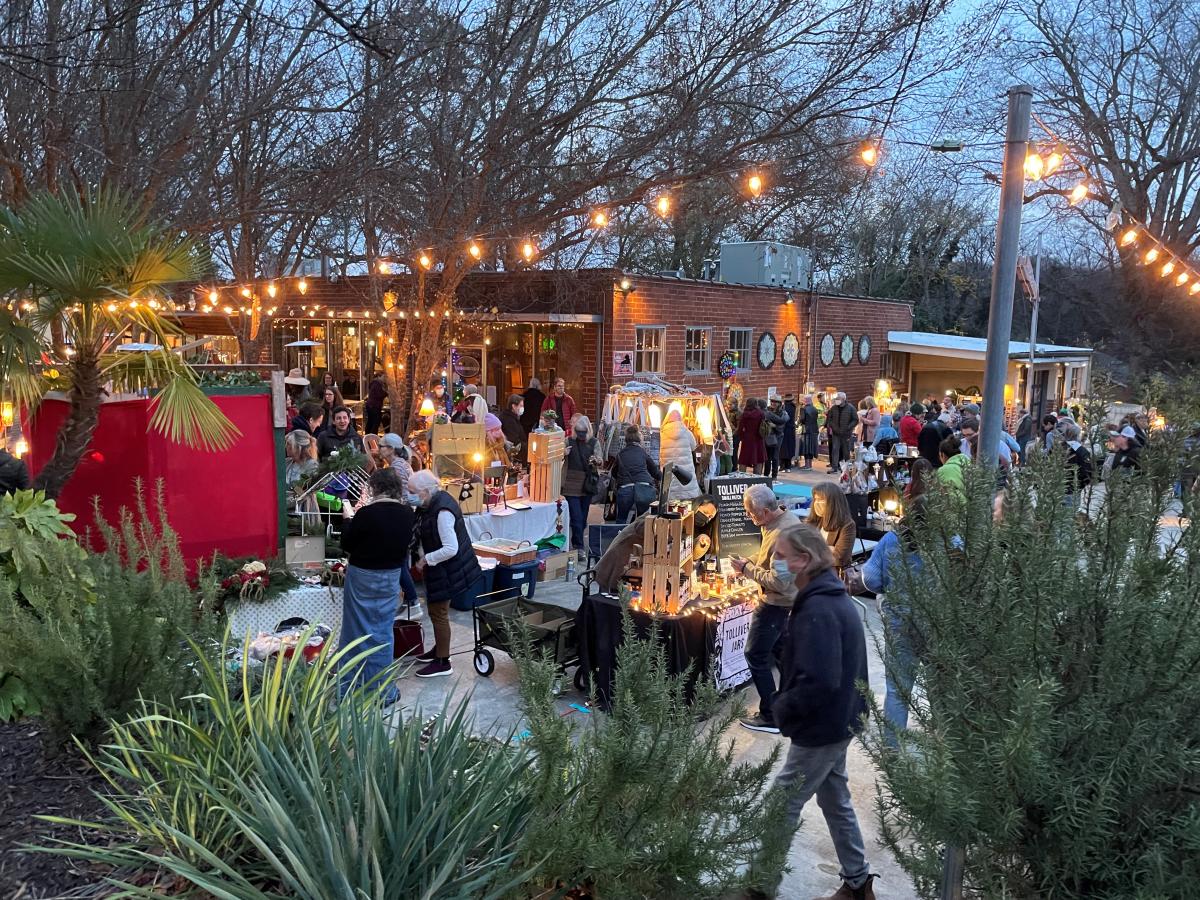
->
63, 124, 1193, 326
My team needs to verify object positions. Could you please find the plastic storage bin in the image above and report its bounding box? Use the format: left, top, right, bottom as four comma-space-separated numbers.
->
491, 559, 540, 603
450, 566, 498, 611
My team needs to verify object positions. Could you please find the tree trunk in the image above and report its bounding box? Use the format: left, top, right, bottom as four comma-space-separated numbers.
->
32, 354, 103, 499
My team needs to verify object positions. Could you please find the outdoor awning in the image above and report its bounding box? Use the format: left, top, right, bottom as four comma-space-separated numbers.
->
170, 313, 237, 336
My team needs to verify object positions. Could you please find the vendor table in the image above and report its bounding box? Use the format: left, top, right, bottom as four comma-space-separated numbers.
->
465, 500, 568, 547
226, 584, 344, 643
574, 590, 753, 708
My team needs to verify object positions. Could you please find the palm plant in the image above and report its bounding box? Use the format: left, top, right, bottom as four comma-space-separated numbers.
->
0, 190, 238, 498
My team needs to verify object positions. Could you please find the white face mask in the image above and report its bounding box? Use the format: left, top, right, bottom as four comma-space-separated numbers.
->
517, 406, 524, 417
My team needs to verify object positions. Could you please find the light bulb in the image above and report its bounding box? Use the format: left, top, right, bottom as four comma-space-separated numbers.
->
1176, 272, 1190, 286
419, 252, 432, 270
468, 242, 482, 260
654, 194, 671, 217
106, 303, 117, 313
266, 282, 276, 298
484, 336, 491, 346
591, 210, 609, 228
1120, 228, 1138, 246
208, 289, 219, 304
378, 260, 391, 274
1069, 182, 1088, 205
1161, 261, 1175, 277
860, 142, 879, 166
521, 240, 536, 261
747, 173, 763, 196
240, 287, 252, 298
1191, 283, 1200, 295
1044, 148, 1064, 175
1145, 247, 1160, 264
1024, 151, 1045, 181
298, 278, 308, 294
223, 305, 233, 314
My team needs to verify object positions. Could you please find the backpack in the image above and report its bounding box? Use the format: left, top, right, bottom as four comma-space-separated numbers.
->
758, 417, 773, 439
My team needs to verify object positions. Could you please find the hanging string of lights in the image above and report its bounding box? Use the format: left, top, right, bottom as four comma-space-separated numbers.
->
1023, 111, 1200, 297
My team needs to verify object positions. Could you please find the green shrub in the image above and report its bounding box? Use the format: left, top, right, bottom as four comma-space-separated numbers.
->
0, 486, 214, 744
42, 638, 536, 899
514, 619, 792, 898
867, 448, 1200, 898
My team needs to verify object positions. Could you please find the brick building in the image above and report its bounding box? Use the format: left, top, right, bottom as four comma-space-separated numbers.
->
179, 269, 912, 422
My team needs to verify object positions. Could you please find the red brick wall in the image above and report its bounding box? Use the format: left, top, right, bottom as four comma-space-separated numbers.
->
601, 277, 913, 405
810, 295, 913, 403
603, 277, 806, 402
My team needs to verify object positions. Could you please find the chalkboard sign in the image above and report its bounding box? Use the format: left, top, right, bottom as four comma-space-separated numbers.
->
709, 474, 771, 559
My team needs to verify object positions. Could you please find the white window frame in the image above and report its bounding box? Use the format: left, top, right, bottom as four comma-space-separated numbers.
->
728, 327, 753, 372
635, 325, 666, 375
684, 326, 711, 373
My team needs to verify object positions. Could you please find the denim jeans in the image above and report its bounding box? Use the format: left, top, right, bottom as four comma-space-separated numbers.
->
773, 739, 871, 888
566, 494, 590, 551
615, 484, 651, 523
882, 601, 918, 750
745, 602, 789, 722
339, 564, 401, 704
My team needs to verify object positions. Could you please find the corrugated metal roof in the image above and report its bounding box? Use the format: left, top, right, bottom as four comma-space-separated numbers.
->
887, 330, 1091, 356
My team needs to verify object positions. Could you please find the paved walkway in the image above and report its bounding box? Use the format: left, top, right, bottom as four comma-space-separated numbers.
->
398, 460, 917, 900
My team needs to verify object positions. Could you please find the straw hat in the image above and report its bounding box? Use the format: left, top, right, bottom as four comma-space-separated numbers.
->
284, 367, 309, 386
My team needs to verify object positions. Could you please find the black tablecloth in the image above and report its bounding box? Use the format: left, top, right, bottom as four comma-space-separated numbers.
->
574, 591, 715, 708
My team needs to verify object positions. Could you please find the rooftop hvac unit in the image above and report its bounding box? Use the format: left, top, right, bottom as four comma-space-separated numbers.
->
718, 242, 811, 289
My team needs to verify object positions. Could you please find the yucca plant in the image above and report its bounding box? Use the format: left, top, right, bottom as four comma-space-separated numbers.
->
0, 189, 239, 498
39, 633, 537, 899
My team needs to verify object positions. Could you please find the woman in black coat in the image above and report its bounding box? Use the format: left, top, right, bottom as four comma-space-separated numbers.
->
780, 395, 798, 471
798, 395, 820, 470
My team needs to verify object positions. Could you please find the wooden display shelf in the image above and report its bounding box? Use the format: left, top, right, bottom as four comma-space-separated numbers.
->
527, 429, 566, 503
640, 511, 695, 615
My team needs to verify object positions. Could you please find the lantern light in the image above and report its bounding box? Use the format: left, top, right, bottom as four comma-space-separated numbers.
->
418, 396, 436, 416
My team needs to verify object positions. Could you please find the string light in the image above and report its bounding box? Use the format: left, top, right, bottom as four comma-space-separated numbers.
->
106, 303, 117, 313
1120, 228, 1138, 246
240, 287, 252, 299
418, 252, 433, 270
378, 260, 392, 274
223, 305, 234, 314
1144, 247, 1160, 264
1191, 283, 1200, 296
1024, 150, 1045, 181
1176, 272, 1190, 286
468, 242, 482, 260
860, 142, 879, 166
1161, 261, 1175, 277
591, 209, 609, 228
746, 172, 764, 197
208, 289, 219, 304
1069, 181, 1088, 205
521, 240, 537, 261
298, 278, 308, 294
654, 194, 671, 217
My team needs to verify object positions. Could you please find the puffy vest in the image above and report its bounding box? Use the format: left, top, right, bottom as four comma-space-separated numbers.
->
418, 491, 482, 600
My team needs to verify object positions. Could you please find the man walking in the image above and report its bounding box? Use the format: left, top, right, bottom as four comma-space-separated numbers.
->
732, 484, 801, 734
824, 392, 857, 472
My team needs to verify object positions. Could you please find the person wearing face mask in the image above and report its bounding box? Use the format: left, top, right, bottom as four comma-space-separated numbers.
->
731, 483, 801, 735
824, 392, 857, 472
563, 415, 601, 551
409, 469, 482, 678
755, 523, 875, 900
498, 393, 526, 452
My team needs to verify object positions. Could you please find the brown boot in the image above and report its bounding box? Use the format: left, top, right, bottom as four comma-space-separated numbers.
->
812, 875, 877, 900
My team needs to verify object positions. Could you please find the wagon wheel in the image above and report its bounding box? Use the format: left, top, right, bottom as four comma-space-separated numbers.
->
473, 649, 495, 676
573, 666, 589, 694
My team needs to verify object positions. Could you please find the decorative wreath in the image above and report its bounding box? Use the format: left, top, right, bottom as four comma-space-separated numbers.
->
717, 350, 738, 379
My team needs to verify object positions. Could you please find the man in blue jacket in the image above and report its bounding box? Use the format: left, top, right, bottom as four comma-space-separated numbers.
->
766, 522, 875, 900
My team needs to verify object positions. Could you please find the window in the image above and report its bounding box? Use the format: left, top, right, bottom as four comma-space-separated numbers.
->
635, 325, 665, 374
684, 327, 711, 373
728, 327, 752, 371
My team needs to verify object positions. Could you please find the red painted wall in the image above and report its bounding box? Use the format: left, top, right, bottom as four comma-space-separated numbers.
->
24, 393, 280, 566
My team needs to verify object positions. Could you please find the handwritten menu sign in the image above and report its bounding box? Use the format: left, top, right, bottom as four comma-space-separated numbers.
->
709, 474, 771, 559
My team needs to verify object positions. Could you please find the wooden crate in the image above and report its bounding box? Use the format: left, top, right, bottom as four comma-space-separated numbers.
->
443, 477, 483, 515
640, 511, 695, 614
527, 430, 566, 503
430, 423, 486, 480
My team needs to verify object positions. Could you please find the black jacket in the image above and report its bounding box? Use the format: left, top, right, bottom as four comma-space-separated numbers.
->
341, 500, 415, 570
318, 427, 364, 458
0, 451, 30, 495
917, 421, 950, 468
520, 388, 546, 434
498, 409, 525, 447
824, 403, 857, 436
289, 413, 314, 435
611, 443, 661, 488
800, 403, 820, 435
773, 568, 869, 746
417, 490, 483, 600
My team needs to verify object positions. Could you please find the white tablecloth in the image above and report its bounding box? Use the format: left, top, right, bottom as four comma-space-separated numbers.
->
465, 500, 568, 547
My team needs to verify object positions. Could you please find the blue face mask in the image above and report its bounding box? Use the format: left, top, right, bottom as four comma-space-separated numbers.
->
773, 559, 792, 579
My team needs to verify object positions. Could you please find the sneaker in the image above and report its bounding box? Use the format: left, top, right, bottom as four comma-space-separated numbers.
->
739, 713, 780, 734
413, 647, 437, 663
415, 659, 453, 678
